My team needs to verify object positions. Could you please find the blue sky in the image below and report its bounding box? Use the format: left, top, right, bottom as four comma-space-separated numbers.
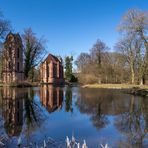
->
1, 0, 148, 61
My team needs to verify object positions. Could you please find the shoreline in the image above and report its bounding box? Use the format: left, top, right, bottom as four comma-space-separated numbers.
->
81, 84, 148, 97
0, 82, 39, 87
0, 81, 78, 87
82, 84, 148, 89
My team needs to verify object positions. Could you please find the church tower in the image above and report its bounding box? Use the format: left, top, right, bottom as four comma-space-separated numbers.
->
2, 32, 24, 83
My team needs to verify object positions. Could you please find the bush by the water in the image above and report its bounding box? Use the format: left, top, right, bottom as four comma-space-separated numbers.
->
69, 74, 78, 83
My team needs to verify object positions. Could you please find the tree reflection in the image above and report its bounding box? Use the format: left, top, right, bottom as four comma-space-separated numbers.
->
114, 96, 148, 148
90, 102, 109, 130
1, 87, 24, 137
24, 88, 38, 130
143, 98, 148, 133
65, 87, 73, 112
0, 87, 44, 139
76, 88, 114, 130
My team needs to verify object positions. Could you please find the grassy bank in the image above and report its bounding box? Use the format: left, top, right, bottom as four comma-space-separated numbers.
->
82, 84, 148, 97
82, 84, 148, 89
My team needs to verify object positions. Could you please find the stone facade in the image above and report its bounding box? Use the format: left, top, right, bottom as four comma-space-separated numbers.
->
40, 54, 64, 84
2, 32, 24, 83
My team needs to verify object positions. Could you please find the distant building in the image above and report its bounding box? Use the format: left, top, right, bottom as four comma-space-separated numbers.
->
40, 54, 64, 84
2, 32, 24, 83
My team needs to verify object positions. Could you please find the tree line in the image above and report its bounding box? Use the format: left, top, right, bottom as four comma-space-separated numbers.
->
75, 9, 148, 85
0, 8, 148, 84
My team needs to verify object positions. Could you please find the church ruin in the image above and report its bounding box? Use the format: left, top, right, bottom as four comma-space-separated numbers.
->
40, 54, 64, 84
2, 32, 24, 83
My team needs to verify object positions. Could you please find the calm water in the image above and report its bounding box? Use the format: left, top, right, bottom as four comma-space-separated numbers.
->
0, 86, 148, 148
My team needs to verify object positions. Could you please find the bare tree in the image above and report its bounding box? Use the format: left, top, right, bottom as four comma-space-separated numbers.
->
75, 52, 91, 73
76, 39, 113, 84
0, 10, 11, 80
118, 8, 148, 84
90, 39, 108, 65
75, 9, 148, 85
116, 35, 142, 84
0, 10, 11, 42
89, 39, 109, 83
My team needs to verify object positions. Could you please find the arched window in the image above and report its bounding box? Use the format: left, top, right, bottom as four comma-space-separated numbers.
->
17, 62, 19, 71
53, 64, 57, 78
47, 64, 50, 77
17, 48, 19, 58
8, 62, 11, 69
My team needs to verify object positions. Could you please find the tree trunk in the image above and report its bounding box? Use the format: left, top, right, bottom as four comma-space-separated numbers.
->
98, 76, 101, 84
140, 76, 145, 85
130, 62, 135, 84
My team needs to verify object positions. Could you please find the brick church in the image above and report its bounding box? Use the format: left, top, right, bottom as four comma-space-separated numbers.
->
40, 54, 64, 84
2, 32, 64, 84
2, 32, 24, 83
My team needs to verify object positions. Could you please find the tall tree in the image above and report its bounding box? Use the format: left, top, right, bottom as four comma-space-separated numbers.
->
118, 9, 148, 84
90, 39, 108, 65
75, 52, 91, 73
22, 28, 46, 80
90, 39, 109, 83
116, 35, 142, 84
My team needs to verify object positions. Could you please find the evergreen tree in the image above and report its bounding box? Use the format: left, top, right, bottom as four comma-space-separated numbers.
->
22, 28, 46, 80
65, 56, 73, 81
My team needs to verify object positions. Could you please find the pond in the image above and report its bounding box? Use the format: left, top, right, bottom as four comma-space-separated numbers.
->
0, 86, 148, 148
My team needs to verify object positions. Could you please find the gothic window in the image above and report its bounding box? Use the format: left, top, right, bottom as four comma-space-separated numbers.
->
53, 64, 57, 78
47, 64, 50, 77
9, 102, 11, 109
17, 48, 19, 58
9, 46, 12, 56
17, 62, 19, 72
17, 101, 19, 109
8, 62, 11, 69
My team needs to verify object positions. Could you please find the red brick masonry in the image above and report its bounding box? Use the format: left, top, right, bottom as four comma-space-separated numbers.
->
2, 32, 24, 83
40, 54, 64, 84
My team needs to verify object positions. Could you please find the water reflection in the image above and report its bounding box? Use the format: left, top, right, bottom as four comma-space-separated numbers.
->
0, 87, 42, 139
76, 88, 148, 147
40, 85, 63, 113
76, 89, 117, 130
0, 87, 148, 147
65, 87, 73, 112
114, 96, 148, 148
1, 87, 25, 137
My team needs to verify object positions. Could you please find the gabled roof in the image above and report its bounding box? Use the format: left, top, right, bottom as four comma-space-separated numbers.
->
42, 54, 62, 64
4, 32, 22, 47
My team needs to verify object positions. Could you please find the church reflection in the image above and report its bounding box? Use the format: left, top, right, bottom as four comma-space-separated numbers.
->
0, 86, 64, 138
40, 85, 63, 113
1, 87, 27, 137
1, 87, 41, 139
